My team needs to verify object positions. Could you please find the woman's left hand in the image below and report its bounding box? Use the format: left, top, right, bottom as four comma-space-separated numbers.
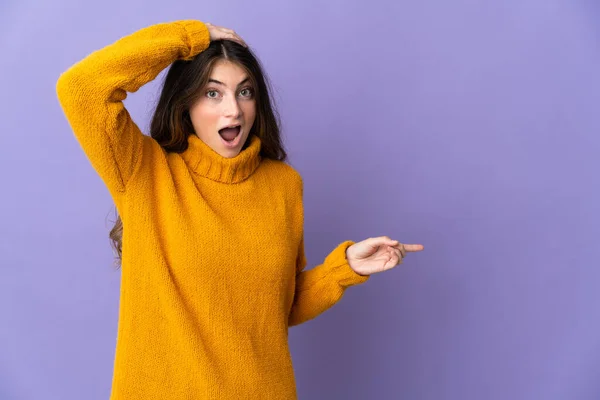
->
346, 236, 424, 276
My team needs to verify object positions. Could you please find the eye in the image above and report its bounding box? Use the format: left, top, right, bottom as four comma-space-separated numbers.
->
206, 89, 219, 99
240, 87, 254, 98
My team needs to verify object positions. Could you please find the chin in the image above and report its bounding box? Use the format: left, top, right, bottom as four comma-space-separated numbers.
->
220, 150, 241, 158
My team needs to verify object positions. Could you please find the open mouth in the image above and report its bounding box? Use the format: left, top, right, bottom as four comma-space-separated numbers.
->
219, 125, 242, 146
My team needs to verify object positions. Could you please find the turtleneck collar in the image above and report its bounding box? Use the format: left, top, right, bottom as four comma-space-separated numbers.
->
180, 134, 262, 184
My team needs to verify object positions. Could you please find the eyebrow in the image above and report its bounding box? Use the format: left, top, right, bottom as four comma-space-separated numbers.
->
207, 77, 251, 87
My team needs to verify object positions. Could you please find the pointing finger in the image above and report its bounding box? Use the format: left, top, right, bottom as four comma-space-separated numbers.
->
393, 243, 424, 252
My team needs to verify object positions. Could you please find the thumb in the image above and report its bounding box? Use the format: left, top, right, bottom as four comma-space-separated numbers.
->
364, 236, 398, 248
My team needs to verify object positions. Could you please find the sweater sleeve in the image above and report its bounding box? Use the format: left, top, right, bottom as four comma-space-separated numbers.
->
56, 20, 210, 199
288, 236, 370, 327
286, 172, 371, 327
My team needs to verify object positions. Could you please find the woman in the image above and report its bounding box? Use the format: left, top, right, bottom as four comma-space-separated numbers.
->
56, 19, 424, 400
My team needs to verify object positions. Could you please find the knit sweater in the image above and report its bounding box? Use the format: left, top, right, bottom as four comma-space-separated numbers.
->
56, 20, 369, 399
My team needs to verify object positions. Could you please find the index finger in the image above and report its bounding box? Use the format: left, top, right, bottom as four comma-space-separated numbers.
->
395, 243, 424, 252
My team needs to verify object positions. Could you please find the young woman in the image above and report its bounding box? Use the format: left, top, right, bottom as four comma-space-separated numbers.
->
56, 19, 424, 400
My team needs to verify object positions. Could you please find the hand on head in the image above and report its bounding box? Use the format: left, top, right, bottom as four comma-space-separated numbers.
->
204, 22, 247, 47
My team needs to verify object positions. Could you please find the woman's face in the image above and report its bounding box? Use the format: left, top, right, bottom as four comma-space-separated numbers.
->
189, 59, 256, 158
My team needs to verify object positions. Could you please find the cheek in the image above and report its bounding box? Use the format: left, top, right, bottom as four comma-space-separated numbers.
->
190, 103, 220, 129
242, 102, 257, 122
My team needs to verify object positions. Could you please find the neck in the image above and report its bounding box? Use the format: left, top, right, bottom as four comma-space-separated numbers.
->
181, 134, 262, 184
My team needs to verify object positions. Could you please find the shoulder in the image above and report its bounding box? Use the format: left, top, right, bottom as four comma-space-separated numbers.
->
261, 159, 304, 194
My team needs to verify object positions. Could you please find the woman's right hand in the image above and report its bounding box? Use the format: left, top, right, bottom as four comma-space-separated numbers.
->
204, 22, 247, 47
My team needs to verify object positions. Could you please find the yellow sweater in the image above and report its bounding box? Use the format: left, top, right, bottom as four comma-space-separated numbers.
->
56, 20, 369, 399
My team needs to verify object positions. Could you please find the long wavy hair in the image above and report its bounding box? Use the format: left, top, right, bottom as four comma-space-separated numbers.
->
108, 39, 287, 268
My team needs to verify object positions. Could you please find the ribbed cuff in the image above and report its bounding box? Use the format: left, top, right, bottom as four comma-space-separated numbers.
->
325, 240, 370, 288
176, 20, 211, 60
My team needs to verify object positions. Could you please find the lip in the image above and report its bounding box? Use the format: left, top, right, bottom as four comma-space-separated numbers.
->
219, 126, 243, 149
219, 123, 242, 130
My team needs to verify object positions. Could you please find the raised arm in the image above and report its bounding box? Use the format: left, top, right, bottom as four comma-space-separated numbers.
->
55, 20, 210, 199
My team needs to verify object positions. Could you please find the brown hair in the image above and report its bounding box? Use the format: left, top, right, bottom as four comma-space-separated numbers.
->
108, 39, 287, 268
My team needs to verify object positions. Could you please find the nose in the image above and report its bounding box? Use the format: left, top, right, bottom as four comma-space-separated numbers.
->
223, 94, 242, 118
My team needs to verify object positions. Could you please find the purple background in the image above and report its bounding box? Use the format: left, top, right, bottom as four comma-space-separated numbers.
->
1, 0, 599, 399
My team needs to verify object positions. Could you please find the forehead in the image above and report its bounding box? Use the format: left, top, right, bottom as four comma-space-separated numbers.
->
209, 60, 248, 82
